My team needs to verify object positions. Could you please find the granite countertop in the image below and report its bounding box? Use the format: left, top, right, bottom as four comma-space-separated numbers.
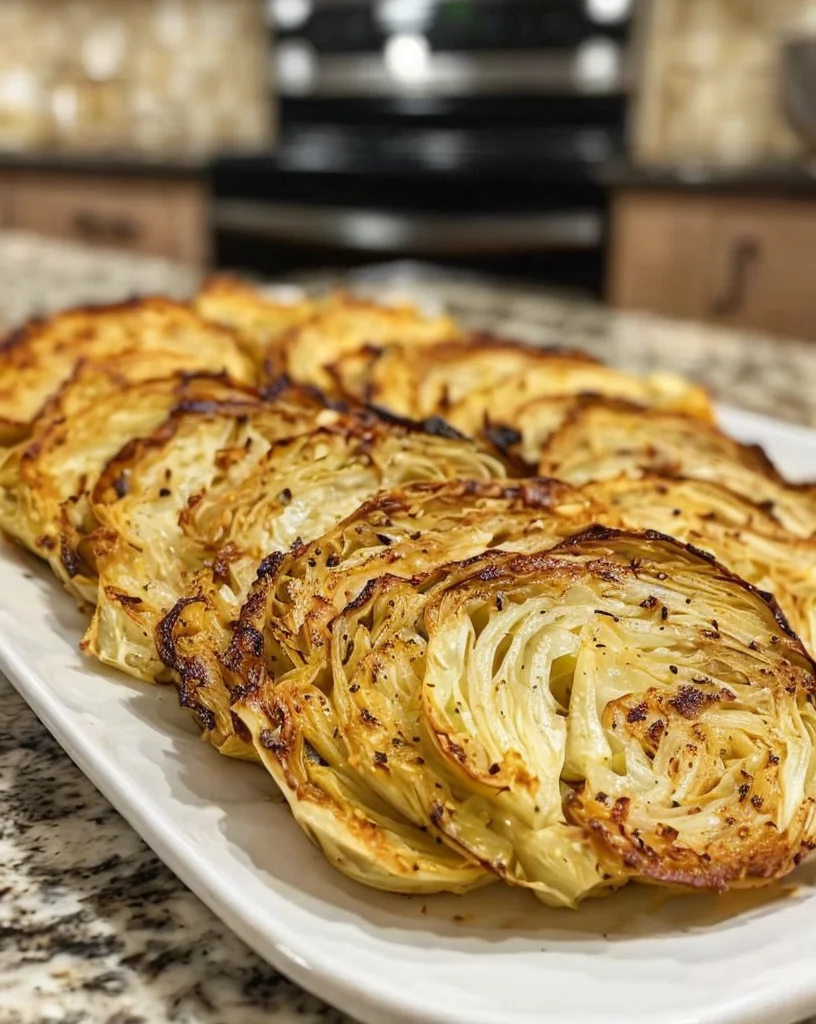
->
1, 232, 816, 1024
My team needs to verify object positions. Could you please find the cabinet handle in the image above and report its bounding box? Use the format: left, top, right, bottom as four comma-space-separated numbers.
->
711, 237, 760, 317
72, 210, 142, 243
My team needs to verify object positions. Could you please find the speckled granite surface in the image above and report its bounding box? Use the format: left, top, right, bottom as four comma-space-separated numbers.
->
0, 684, 349, 1024
0, 232, 200, 326
0, 233, 815, 1024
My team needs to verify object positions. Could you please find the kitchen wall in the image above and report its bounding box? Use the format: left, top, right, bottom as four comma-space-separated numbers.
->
0, 0, 271, 154
634, 0, 816, 165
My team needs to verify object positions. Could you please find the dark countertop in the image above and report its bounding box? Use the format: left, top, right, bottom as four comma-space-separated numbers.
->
603, 157, 816, 196
5, 148, 816, 199
0, 148, 210, 179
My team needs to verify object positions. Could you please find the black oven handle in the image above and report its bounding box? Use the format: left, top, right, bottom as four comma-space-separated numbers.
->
212, 200, 602, 254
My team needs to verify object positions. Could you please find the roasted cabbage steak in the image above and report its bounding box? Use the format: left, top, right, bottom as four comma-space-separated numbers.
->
235, 529, 816, 905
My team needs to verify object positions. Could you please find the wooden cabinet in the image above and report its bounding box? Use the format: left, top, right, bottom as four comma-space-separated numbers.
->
0, 169, 208, 267
609, 190, 816, 340
0, 174, 14, 229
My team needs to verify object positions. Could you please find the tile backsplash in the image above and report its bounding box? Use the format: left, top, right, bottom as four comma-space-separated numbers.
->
634, 0, 816, 166
0, 0, 271, 155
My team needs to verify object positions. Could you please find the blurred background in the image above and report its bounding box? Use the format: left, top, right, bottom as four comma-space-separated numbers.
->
2, 0, 816, 339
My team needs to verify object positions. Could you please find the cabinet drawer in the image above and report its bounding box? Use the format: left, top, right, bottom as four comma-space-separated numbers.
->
608, 192, 716, 320
10, 173, 208, 266
0, 172, 14, 228
609, 190, 816, 341
705, 200, 816, 339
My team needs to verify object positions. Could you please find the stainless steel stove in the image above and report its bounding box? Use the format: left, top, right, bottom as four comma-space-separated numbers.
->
213, 0, 637, 292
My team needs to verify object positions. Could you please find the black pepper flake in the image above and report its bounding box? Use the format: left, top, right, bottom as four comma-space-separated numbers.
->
496, 594, 504, 611
640, 596, 658, 609
113, 473, 129, 499
738, 783, 751, 801
751, 795, 763, 809
376, 534, 393, 546
278, 488, 292, 504
669, 665, 678, 675
415, 756, 425, 765
768, 753, 780, 765
661, 606, 668, 621
349, 683, 360, 693
360, 708, 379, 726
409, 531, 421, 540
159, 487, 171, 498
374, 751, 388, 765
326, 554, 340, 568
341, 639, 355, 665
594, 609, 619, 622
488, 763, 501, 775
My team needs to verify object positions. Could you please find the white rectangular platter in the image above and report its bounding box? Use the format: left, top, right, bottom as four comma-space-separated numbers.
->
2, 403, 816, 1024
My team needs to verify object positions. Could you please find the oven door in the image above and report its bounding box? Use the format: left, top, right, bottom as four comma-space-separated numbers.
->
213, 198, 606, 290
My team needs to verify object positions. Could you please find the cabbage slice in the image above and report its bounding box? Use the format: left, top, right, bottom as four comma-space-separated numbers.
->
583, 474, 816, 650
541, 400, 816, 538
126, 412, 507, 756
237, 530, 816, 906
